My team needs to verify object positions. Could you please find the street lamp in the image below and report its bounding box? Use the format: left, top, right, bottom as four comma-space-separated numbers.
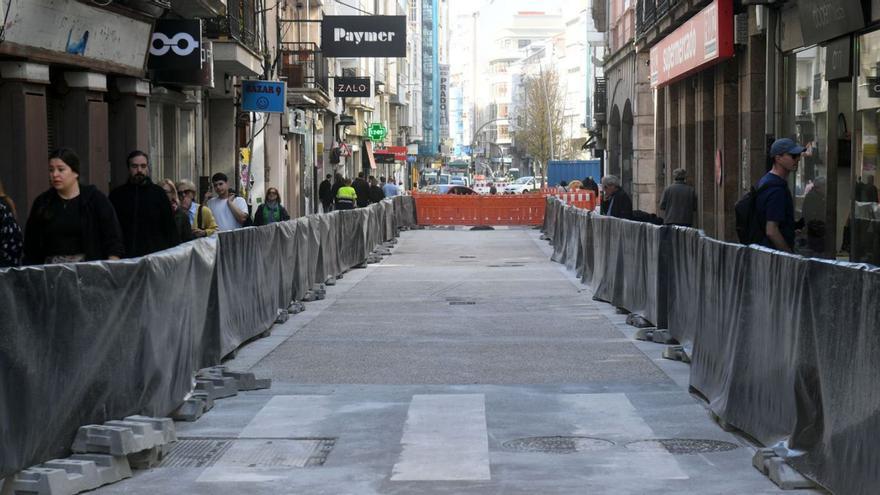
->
470, 118, 506, 178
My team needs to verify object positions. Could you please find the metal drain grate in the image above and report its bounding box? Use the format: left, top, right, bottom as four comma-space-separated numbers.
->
449, 301, 476, 305
459, 255, 477, 259
625, 439, 739, 455
502, 436, 615, 454
160, 438, 336, 468
487, 264, 525, 268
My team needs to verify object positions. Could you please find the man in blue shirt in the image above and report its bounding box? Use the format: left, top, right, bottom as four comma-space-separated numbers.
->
756, 138, 805, 252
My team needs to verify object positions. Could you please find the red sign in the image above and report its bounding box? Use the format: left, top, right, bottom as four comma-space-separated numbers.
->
649, 0, 733, 88
373, 146, 407, 161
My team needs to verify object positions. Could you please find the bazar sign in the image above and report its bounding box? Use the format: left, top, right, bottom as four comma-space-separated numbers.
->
649, 0, 733, 88
241, 80, 286, 113
322, 16, 407, 57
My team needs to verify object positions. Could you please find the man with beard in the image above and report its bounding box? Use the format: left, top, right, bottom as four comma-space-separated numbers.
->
109, 150, 179, 257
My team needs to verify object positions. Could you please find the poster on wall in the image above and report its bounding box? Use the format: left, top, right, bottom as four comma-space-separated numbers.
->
0, 0, 152, 74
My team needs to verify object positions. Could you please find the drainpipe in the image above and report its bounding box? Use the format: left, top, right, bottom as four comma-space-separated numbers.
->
765, 6, 777, 149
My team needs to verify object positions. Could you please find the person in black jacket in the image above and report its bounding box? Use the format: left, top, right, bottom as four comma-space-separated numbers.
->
599, 175, 633, 220
318, 174, 333, 213
352, 172, 370, 208
24, 148, 125, 264
253, 187, 291, 226
368, 176, 385, 204
109, 150, 179, 258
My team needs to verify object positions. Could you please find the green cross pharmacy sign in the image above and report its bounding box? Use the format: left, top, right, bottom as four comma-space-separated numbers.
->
367, 123, 388, 142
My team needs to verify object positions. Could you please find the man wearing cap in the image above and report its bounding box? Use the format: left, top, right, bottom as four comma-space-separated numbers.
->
756, 138, 804, 252
176, 180, 218, 237
660, 168, 697, 227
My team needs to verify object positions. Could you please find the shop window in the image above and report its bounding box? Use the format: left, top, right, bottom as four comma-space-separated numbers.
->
853, 31, 880, 264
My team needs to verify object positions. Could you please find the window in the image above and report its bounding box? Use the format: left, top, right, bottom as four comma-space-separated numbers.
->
518, 39, 531, 49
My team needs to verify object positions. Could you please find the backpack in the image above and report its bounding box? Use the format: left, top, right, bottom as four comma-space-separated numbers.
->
734, 182, 780, 244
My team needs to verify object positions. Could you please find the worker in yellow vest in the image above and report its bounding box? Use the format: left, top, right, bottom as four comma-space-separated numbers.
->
335, 178, 357, 210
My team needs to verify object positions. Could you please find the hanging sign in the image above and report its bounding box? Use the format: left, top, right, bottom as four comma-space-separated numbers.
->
824, 36, 852, 81
321, 16, 407, 57
649, 0, 734, 88
798, 0, 865, 46
148, 19, 203, 71
367, 122, 388, 142
334, 77, 372, 97
241, 80, 287, 113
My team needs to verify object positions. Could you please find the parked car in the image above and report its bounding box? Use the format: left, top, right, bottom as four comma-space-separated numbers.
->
420, 184, 478, 195
503, 176, 542, 194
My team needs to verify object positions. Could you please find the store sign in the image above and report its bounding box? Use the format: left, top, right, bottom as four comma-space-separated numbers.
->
0, 0, 152, 74
439, 64, 450, 139
153, 40, 214, 88
797, 0, 865, 46
649, 0, 734, 88
867, 78, 880, 98
241, 80, 287, 113
148, 20, 202, 71
374, 146, 407, 161
824, 36, 852, 81
334, 77, 371, 97
321, 16, 407, 57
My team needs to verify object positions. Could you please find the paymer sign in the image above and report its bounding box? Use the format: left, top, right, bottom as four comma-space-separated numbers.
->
322, 16, 407, 57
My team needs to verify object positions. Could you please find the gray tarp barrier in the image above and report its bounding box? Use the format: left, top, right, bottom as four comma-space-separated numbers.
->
0, 197, 416, 479
542, 196, 880, 494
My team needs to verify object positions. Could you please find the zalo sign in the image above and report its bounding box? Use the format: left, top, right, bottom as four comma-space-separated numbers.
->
241, 80, 287, 113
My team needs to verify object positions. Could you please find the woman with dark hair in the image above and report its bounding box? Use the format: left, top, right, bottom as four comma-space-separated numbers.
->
23, 148, 124, 264
0, 177, 23, 267
253, 187, 290, 226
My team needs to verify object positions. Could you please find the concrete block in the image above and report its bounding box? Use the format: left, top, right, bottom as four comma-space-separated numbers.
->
126, 447, 160, 470
615, 307, 630, 315
69, 454, 131, 485
752, 448, 775, 474
190, 391, 214, 411
220, 370, 272, 391
275, 310, 289, 324
302, 290, 316, 302
765, 457, 816, 489
9, 467, 70, 495
352, 262, 367, 269
634, 328, 655, 341
651, 329, 678, 344
71, 425, 146, 456
195, 376, 237, 400
324, 276, 337, 286
38, 459, 100, 494
169, 398, 205, 422
625, 313, 653, 328
102, 421, 162, 450
287, 301, 303, 314
122, 416, 177, 444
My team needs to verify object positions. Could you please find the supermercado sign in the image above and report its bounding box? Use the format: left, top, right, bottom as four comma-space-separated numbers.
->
649, 0, 733, 88
322, 16, 407, 57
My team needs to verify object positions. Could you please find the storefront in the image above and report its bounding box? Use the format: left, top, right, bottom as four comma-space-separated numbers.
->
776, 0, 879, 262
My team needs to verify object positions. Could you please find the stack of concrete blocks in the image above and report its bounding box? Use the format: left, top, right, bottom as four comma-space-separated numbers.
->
171, 366, 271, 422
752, 448, 816, 490
287, 300, 306, 314
3, 416, 175, 494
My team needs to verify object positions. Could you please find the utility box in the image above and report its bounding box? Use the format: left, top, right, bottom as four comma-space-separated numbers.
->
547, 160, 602, 187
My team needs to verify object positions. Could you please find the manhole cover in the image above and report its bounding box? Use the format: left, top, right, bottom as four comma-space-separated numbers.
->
502, 436, 614, 454
160, 438, 336, 468
625, 439, 739, 455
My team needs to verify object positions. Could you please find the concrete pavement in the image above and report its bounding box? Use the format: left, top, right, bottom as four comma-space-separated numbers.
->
93, 227, 823, 494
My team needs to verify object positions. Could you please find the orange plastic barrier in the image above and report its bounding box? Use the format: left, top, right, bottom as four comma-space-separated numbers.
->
414, 193, 548, 226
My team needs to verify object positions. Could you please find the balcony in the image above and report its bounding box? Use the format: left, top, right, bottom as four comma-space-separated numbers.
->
170, 0, 226, 17
205, 0, 262, 77
636, 0, 682, 40
279, 42, 330, 109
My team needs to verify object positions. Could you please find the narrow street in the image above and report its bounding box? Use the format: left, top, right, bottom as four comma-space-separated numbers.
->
92, 228, 819, 495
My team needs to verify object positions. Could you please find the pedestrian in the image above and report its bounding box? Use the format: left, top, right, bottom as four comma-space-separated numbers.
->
109, 150, 179, 257
489, 182, 497, 195
659, 168, 697, 227
176, 179, 218, 238
382, 176, 400, 197
568, 180, 583, 191
368, 176, 385, 204
159, 179, 193, 244
335, 178, 357, 210
583, 177, 600, 196
207, 172, 250, 231
600, 175, 633, 220
557, 180, 568, 192
802, 176, 827, 255
253, 187, 291, 226
319, 174, 333, 213
331, 172, 344, 205
755, 138, 803, 252
352, 172, 370, 207
24, 148, 124, 264
0, 177, 23, 267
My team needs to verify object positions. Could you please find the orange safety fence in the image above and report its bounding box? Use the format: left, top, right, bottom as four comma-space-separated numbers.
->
413, 191, 597, 226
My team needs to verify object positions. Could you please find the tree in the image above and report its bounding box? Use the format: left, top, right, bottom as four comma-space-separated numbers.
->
512, 67, 568, 186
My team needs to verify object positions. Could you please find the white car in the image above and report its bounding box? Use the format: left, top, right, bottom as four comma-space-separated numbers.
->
503, 176, 541, 194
